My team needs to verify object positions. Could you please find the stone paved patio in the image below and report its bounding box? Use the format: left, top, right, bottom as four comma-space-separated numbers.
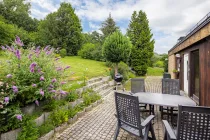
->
55, 76, 164, 140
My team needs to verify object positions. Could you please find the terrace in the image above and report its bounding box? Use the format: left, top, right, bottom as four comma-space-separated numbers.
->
55, 77, 165, 140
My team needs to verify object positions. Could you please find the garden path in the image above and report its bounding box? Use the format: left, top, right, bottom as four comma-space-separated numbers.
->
55, 76, 164, 140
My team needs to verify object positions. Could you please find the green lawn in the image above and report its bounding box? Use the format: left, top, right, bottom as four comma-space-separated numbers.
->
61, 56, 109, 81
124, 67, 163, 91
0, 55, 6, 61
147, 67, 164, 76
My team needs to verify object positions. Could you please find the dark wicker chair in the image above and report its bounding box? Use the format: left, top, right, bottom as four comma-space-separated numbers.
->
163, 105, 210, 140
161, 79, 180, 123
131, 78, 155, 115
114, 92, 156, 140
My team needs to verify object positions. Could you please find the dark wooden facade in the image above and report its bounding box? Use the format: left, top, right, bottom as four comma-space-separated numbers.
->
176, 36, 210, 106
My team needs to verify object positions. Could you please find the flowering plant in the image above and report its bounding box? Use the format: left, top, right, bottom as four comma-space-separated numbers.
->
0, 37, 70, 132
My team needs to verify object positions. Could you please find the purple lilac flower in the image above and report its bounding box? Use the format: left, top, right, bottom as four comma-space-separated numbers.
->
52, 78, 57, 83
40, 89, 44, 96
64, 66, 70, 70
1, 46, 6, 50
50, 90, 56, 93
6, 46, 12, 51
11, 46, 15, 52
15, 36, 24, 47
44, 45, 50, 51
30, 62, 37, 73
4, 97, 9, 103
32, 84, 37, 87
60, 90, 67, 95
61, 81, 67, 85
28, 54, 33, 60
6, 74, 12, 78
16, 114, 22, 121
37, 68, 41, 73
40, 76, 45, 81
55, 57, 60, 61
49, 84, 54, 88
35, 100, 39, 106
12, 86, 18, 93
35, 46, 40, 53
15, 49, 21, 59
56, 67, 62, 71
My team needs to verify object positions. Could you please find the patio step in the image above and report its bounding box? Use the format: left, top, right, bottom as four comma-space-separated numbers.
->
99, 87, 113, 97
86, 80, 106, 89
87, 77, 103, 85
93, 83, 109, 93
87, 76, 110, 85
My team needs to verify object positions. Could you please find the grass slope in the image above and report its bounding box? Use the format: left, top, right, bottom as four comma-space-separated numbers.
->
147, 67, 164, 76
61, 56, 109, 81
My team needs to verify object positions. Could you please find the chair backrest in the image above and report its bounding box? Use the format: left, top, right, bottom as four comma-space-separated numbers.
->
131, 78, 145, 93
162, 79, 180, 95
177, 105, 210, 140
114, 92, 142, 133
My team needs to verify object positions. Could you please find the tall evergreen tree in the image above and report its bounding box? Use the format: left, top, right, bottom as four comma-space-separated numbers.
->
127, 10, 155, 75
100, 13, 119, 39
38, 2, 83, 55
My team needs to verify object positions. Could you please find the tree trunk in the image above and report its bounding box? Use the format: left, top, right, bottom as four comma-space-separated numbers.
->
115, 63, 118, 76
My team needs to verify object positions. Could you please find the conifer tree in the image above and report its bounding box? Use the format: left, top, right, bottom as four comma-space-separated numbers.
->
127, 10, 155, 75
100, 13, 119, 39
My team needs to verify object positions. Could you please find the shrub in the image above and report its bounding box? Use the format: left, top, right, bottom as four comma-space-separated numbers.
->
154, 60, 164, 68
0, 37, 70, 132
17, 118, 39, 140
42, 99, 67, 112
82, 93, 91, 106
92, 45, 104, 61
38, 121, 54, 136
66, 91, 79, 102
49, 108, 68, 127
103, 31, 132, 75
60, 49, 67, 58
78, 43, 96, 59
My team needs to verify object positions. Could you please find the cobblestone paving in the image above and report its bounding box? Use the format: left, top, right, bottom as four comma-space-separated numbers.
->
55, 76, 164, 140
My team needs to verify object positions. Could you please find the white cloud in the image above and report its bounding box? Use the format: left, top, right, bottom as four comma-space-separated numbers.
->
29, 0, 210, 53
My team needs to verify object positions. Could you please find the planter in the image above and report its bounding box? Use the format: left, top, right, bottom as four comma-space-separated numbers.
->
77, 110, 85, 118
55, 123, 67, 132
173, 72, 179, 79
34, 114, 45, 126
0, 128, 21, 140
68, 101, 77, 108
68, 118, 73, 124
76, 98, 83, 105
97, 99, 102, 104
72, 115, 78, 123
85, 105, 92, 112
44, 112, 51, 122
92, 102, 97, 107
21, 103, 35, 115
39, 130, 54, 140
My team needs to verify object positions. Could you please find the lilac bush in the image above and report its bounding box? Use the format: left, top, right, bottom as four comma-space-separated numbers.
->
0, 37, 70, 131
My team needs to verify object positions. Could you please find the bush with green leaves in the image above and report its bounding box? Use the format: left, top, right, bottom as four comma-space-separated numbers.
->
17, 118, 39, 140
38, 121, 54, 137
103, 31, 132, 75
78, 43, 96, 59
82, 89, 101, 106
60, 48, 67, 58
154, 60, 164, 68
49, 108, 69, 127
0, 37, 70, 132
66, 91, 79, 102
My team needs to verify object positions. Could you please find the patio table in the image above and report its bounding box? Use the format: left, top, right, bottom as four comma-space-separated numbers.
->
133, 92, 196, 107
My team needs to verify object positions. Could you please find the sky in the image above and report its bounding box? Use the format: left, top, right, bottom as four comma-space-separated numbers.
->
29, 0, 210, 54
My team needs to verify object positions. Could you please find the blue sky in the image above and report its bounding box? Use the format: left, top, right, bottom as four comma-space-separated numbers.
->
29, 0, 210, 54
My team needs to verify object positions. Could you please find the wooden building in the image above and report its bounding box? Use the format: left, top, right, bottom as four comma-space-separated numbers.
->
168, 12, 210, 106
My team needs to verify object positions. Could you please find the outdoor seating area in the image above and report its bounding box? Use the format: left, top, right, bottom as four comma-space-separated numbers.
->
113, 77, 210, 140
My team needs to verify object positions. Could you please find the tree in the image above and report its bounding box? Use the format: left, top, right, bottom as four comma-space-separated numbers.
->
127, 10, 155, 75
103, 31, 132, 75
0, 0, 38, 32
37, 2, 83, 55
100, 13, 119, 39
